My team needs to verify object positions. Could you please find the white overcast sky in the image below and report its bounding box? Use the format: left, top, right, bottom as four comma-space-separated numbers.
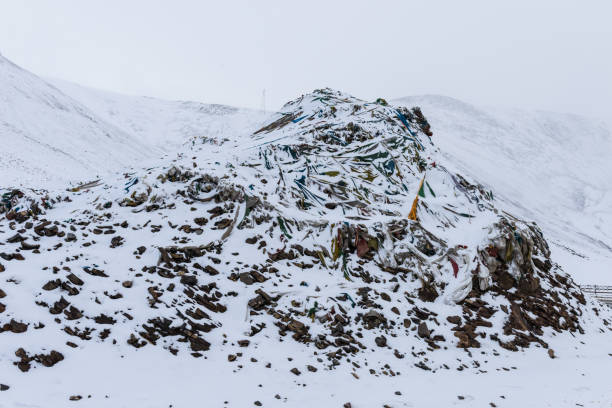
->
1, 0, 610, 123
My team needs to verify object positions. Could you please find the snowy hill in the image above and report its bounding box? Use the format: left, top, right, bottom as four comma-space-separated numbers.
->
0, 54, 610, 407
50, 78, 267, 153
0, 55, 155, 188
393, 95, 612, 284
1, 89, 610, 407
0, 55, 266, 189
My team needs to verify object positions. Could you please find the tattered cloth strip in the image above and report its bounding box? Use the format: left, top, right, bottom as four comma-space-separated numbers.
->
449, 257, 459, 278
69, 179, 102, 193
408, 176, 425, 221
124, 178, 138, 193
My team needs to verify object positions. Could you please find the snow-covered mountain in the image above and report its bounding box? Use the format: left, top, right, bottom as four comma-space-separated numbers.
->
50, 78, 268, 154
394, 95, 612, 284
0, 54, 266, 189
0, 54, 154, 187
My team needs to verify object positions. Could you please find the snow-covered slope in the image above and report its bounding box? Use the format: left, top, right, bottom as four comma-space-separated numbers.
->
393, 95, 612, 284
0, 55, 156, 188
50, 78, 267, 152
0, 55, 266, 189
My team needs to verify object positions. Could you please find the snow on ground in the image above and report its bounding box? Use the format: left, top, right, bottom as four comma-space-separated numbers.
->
393, 95, 612, 285
0, 54, 610, 407
1, 333, 610, 408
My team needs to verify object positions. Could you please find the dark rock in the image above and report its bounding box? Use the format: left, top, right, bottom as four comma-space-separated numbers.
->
20, 241, 40, 250
509, 303, 530, 332
6, 233, 26, 243
418, 283, 438, 302
5, 319, 27, 333
204, 265, 219, 276
49, 297, 70, 314
64, 306, 83, 320
375, 335, 387, 347
518, 277, 540, 294
180, 275, 198, 286
290, 367, 301, 376
37, 350, 64, 367
43, 279, 60, 291
250, 270, 266, 283
239, 272, 254, 285
194, 217, 208, 226
447, 315, 461, 325
0, 384, 9, 391
497, 272, 514, 290
83, 267, 108, 277
417, 322, 430, 338
110, 236, 124, 248
362, 310, 386, 329
287, 319, 307, 334
94, 314, 116, 325
66, 273, 84, 286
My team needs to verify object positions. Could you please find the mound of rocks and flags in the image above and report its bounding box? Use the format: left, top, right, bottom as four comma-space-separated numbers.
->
0, 89, 610, 380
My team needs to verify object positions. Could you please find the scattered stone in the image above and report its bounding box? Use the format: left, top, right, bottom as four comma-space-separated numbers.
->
110, 236, 124, 248
363, 310, 386, 329
239, 272, 255, 285
66, 273, 84, 286
417, 322, 430, 339
180, 275, 198, 286
447, 315, 461, 325
375, 335, 387, 347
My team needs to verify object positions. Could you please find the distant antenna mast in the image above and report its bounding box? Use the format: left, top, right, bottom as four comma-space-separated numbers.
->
261, 89, 266, 114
